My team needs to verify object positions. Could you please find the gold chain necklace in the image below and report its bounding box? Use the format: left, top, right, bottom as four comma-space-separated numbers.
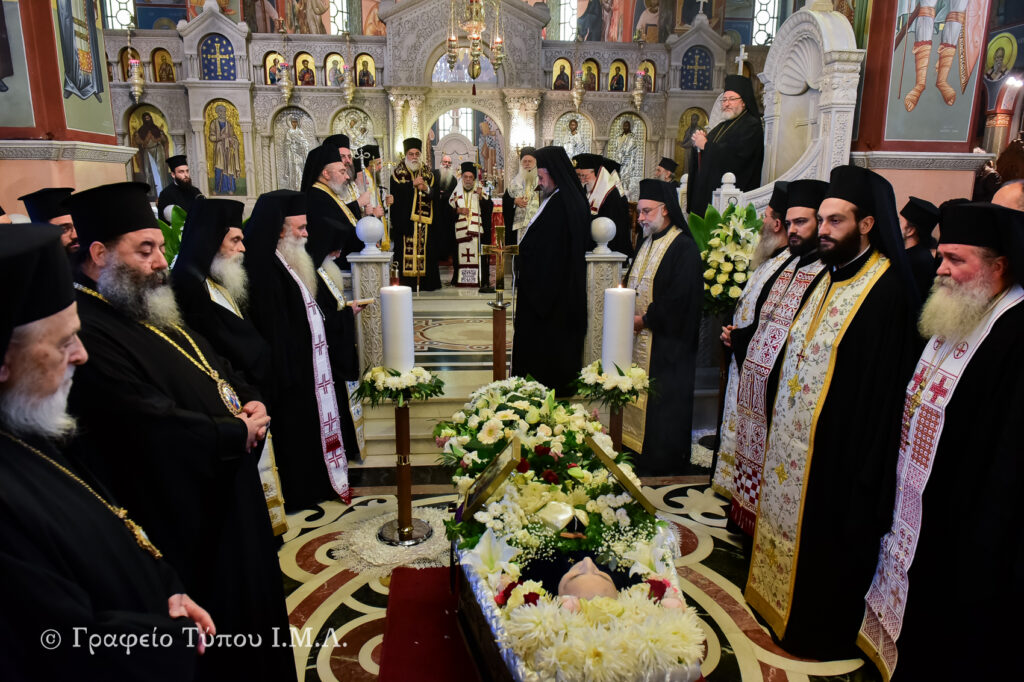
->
0, 429, 163, 559
74, 283, 242, 415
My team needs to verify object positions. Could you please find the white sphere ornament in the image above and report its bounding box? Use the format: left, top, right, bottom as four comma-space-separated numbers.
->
356, 216, 385, 254
590, 216, 616, 254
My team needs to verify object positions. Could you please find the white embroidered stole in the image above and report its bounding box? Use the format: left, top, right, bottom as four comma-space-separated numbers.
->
622, 227, 682, 453
746, 252, 888, 637
712, 249, 793, 499
587, 170, 615, 216
316, 267, 367, 461
858, 284, 1024, 680
450, 184, 482, 284
508, 176, 540, 238
275, 251, 350, 504
729, 257, 826, 533
206, 277, 289, 531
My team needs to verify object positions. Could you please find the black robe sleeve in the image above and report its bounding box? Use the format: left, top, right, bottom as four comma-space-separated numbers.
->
590, 188, 634, 259
502, 190, 516, 231
687, 112, 764, 217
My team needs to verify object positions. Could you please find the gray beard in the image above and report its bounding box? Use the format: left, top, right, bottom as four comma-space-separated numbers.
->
750, 229, 788, 270
918, 275, 995, 341
440, 168, 455, 185
97, 259, 183, 330
326, 178, 350, 196
406, 159, 421, 172
722, 108, 739, 121
209, 252, 249, 308
0, 365, 76, 440
278, 234, 317, 295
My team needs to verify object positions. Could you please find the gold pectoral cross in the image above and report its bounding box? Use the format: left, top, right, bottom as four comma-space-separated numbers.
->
481, 224, 518, 293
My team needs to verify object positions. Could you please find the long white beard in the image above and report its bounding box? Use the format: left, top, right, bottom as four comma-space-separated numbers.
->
278, 234, 317, 295
750, 228, 788, 270
209, 252, 249, 308
320, 256, 344, 289
918, 274, 994, 340
440, 168, 455, 185
406, 159, 421, 172
326, 178, 350, 196
516, 169, 538, 192
97, 259, 183, 330
722, 108, 740, 121
0, 365, 76, 439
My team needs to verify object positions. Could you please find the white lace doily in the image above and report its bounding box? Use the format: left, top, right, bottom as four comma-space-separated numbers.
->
327, 505, 451, 579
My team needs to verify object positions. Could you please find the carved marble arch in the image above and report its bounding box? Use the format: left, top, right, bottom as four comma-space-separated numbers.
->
742, 6, 863, 208
423, 99, 507, 141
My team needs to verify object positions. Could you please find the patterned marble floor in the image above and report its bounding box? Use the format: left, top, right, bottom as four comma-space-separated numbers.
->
279, 480, 883, 682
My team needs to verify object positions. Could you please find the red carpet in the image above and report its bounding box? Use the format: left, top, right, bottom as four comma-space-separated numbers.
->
379, 567, 482, 682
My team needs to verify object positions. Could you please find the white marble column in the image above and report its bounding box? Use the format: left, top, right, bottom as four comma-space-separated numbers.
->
583, 251, 629, 365
347, 251, 394, 373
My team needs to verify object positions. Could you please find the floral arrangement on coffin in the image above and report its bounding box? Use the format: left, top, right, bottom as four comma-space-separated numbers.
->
688, 202, 763, 316
353, 366, 445, 407
575, 360, 650, 409
437, 377, 705, 681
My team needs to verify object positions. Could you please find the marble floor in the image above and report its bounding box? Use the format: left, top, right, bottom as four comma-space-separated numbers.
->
279, 474, 882, 682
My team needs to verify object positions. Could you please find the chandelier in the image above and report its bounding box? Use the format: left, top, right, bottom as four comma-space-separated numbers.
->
446, 0, 504, 81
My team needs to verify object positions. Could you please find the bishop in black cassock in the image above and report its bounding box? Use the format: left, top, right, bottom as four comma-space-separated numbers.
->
745, 166, 922, 661
391, 138, 442, 290
0, 225, 203, 680
244, 190, 353, 511
687, 74, 764, 217
860, 202, 1024, 681
574, 154, 634, 259
63, 183, 295, 682
304, 139, 364, 269
157, 155, 203, 221
622, 180, 702, 476
511, 146, 589, 396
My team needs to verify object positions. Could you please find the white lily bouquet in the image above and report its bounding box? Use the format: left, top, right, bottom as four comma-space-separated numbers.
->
352, 366, 445, 407
688, 203, 763, 316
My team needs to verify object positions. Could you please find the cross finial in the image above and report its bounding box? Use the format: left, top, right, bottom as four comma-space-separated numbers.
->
736, 44, 747, 74
696, 0, 708, 16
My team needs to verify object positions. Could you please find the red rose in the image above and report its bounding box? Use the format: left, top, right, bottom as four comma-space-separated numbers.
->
567, 462, 579, 468
495, 580, 521, 606
542, 469, 559, 484
534, 445, 551, 457
523, 592, 540, 606
646, 578, 669, 602
516, 457, 530, 473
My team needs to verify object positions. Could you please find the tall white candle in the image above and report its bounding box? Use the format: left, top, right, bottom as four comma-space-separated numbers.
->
380, 285, 415, 371
602, 287, 636, 374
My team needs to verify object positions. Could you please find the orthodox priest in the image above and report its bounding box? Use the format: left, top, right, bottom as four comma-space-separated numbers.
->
0, 224, 214, 679
157, 155, 202, 221
171, 197, 287, 535
449, 161, 493, 290
720, 179, 829, 532
511, 146, 589, 396
244, 189, 352, 511
18, 186, 79, 255
303, 142, 364, 268
859, 202, 1023, 682
652, 157, 679, 183
574, 153, 634, 258
391, 138, 441, 290
687, 74, 764, 217
63, 182, 295, 682
622, 180, 702, 476
899, 196, 940, 298
745, 165, 921, 660
503, 146, 540, 244
711, 180, 792, 500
